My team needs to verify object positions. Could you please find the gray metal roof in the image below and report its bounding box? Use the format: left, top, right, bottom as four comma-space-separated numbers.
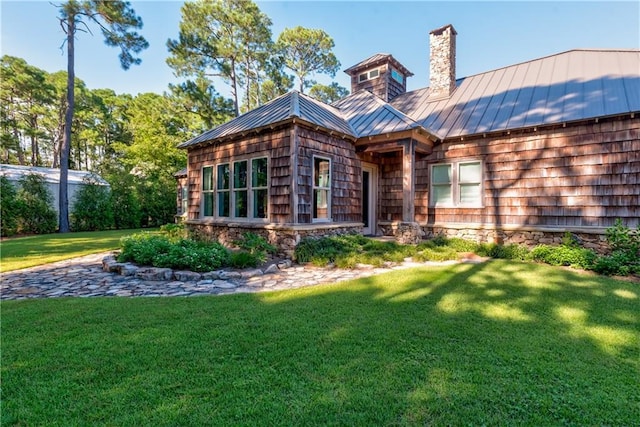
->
391, 49, 640, 139
180, 49, 639, 149
343, 53, 414, 77
0, 164, 109, 185
179, 91, 355, 148
333, 89, 429, 137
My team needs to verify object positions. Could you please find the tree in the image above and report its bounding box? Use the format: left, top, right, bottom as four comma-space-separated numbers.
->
16, 173, 58, 235
56, 0, 148, 233
309, 82, 349, 104
168, 76, 234, 130
167, 0, 273, 117
275, 26, 340, 93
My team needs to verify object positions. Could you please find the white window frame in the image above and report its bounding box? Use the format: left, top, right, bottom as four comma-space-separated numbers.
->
201, 157, 269, 221
358, 68, 380, 83
201, 165, 215, 217
312, 155, 332, 222
430, 160, 483, 208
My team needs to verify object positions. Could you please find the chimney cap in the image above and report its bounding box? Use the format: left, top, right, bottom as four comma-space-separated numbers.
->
430, 24, 457, 36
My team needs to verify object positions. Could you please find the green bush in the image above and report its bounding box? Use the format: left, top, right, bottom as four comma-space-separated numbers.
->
0, 176, 20, 237
229, 251, 262, 269
16, 173, 57, 234
592, 220, 640, 276
70, 176, 114, 231
528, 244, 596, 269
107, 172, 143, 229
234, 232, 276, 264
414, 246, 458, 262
118, 232, 230, 272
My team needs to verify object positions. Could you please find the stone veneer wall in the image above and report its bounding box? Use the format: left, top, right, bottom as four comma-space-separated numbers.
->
429, 25, 457, 98
186, 221, 363, 257
422, 224, 610, 254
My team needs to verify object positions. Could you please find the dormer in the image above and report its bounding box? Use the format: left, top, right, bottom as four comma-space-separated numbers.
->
344, 54, 413, 102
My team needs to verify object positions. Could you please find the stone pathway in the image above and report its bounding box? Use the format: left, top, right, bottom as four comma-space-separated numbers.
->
0, 252, 469, 301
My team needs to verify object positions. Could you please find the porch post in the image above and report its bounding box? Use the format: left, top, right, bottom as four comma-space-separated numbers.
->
402, 139, 415, 222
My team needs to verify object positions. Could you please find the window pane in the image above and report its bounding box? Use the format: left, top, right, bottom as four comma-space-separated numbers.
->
314, 158, 330, 187
369, 69, 379, 78
432, 184, 452, 205
432, 164, 451, 184
460, 184, 481, 204
253, 189, 268, 218
235, 190, 247, 217
460, 162, 482, 183
252, 158, 267, 187
217, 164, 229, 190
202, 166, 213, 191
234, 161, 247, 188
203, 192, 214, 216
313, 189, 329, 219
218, 192, 229, 217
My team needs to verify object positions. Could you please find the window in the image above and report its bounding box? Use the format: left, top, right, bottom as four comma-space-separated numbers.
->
180, 185, 188, 214
252, 157, 268, 218
233, 160, 248, 218
430, 161, 483, 207
201, 157, 268, 220
202, 166, 214, 216
313, 157, 331, 221
358, 68, 380, 83
391, 68, 403, 84
217, 163, 230, 217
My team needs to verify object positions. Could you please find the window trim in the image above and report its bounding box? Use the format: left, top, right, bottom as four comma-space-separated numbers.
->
358, 68, 381, 83
430, 160, 484, 208
200, 156, 269, 221
312, 155, 332, 223
201, 165, 215, 217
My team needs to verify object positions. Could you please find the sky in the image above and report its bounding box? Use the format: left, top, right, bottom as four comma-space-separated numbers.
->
1, 1, 639, 99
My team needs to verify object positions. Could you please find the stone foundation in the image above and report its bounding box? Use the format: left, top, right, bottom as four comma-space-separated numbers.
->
185, 220, 363, 257
422, 224, 610, 254
378, 221, 424, 244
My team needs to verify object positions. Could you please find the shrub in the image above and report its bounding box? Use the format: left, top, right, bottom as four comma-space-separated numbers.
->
592, 220, 640, 276
0, 176, 20, 237
118, 232, 230, 272
160, 223, 187, 240
234, 232, 276, 264
414, 246, 458, 262
528, 244, 596, 269
70, 176, 114, 231
229, 251, 261, 269
16, 173, 57, 234
107, 173, 142, 229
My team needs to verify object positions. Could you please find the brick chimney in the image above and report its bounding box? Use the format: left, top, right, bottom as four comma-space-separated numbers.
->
429, 24, 457, 98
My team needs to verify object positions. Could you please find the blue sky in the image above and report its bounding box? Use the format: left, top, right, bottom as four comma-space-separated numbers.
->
2, 1, 639, 98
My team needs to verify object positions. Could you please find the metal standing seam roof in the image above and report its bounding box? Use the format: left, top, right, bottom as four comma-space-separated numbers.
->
333, 89, 433, 138
391, 49, 640, 139
178, 91, 355, 148
180, 49, 639, 148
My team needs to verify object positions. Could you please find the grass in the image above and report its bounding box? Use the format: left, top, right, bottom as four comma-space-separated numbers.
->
2, 260, 638, 425
0, 229, 154, 272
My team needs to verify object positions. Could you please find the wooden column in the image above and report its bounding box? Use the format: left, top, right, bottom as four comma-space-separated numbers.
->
402, 139, 415, 222
290, 123, 299, 224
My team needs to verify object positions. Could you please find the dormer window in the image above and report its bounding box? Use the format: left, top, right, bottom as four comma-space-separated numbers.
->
391, 68, 403, 84
358, 68, 380, 83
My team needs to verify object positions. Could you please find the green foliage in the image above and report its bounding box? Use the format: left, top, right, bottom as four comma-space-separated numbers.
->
413, 246, 459, 262
308, 82, 349, 104
276, 26, 340, 92
529, 244, 596, 269
70, 177, 114, 231
16, 173, 57, 234
233, 232, 276, 265
229, 251, 262, 269
592, 219, 640, 276
106, 172, 143, 230
159, 223, 187, 240
118, 232, 229, 272
0, 176, 20, 236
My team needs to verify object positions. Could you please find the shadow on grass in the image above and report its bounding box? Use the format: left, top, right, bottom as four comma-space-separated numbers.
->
2, 261, 639, 425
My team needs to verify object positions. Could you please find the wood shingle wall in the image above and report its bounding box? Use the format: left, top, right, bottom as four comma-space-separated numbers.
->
297, 127, 361, 223
418, 116, 639, 229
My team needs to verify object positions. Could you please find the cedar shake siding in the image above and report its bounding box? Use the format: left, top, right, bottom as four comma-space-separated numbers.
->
418, 116, 640, 230
297, 127, 361, 223
186, 127, 292, 224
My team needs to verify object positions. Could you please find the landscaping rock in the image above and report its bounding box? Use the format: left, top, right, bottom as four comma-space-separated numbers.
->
202, 271, 221, 280
119, 264, 138, 276
213, 280, 236, 289
174, 271, 202, 282
135, 267, 173, 281
197, 279, 213, 285
220, 271, 242, 280
277, 260, 292, 270
263, 264, 278, 275
241, 269, 263, 279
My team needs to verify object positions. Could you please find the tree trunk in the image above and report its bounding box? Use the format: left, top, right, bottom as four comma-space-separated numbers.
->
59, 13, 74, 233
230, 59, 239, 117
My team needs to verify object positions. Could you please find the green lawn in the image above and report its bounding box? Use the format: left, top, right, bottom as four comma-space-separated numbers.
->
0, 229, 153, 272
2, 261, 638, 425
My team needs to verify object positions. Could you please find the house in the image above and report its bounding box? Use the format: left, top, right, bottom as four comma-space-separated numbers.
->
0, 164, 110, 223
178, 24, 640, 255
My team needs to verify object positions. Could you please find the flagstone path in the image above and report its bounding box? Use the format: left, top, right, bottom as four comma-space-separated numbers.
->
1, 252, 471, 301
